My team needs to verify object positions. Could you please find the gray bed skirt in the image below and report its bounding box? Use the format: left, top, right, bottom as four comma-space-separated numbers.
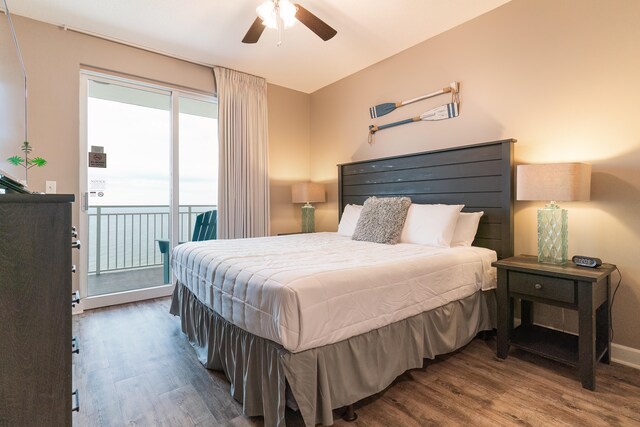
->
170, 283, 496, 427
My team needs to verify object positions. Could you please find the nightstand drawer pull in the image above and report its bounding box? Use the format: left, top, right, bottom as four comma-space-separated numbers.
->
509, 271, 575, 304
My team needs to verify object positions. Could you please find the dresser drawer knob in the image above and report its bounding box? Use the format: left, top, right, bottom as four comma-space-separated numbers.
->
72, 291, 80, 307
72, 389, 80, 412
534, 283, 543, 290
71, 265, 77, 273
72, 240, 81, 250
72, 336, 80, 354
71, 226, 78, 238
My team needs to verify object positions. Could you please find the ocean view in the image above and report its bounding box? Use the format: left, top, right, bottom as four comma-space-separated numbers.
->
87, 205, 215, 274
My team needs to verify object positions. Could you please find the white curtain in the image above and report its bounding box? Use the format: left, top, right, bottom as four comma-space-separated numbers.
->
214, 66, 270, 239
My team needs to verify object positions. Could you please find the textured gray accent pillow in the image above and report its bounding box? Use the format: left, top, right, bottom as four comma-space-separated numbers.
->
352, 196, 412, 244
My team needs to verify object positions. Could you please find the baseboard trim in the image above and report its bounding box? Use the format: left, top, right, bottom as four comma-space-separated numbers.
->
611, 343, 640, 370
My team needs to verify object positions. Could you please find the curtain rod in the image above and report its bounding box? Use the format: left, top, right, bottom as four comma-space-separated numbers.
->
61, 24, 265, 81
1, 10, 266, 81
60, 24, 215, 69
0, 7, 211, 68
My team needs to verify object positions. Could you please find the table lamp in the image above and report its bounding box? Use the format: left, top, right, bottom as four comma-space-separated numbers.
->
292, 182, 325, 233
517, 163, 591, 264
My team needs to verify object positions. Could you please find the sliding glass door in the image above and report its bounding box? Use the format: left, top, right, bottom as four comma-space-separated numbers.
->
178, 96, 218, 240
79, 72, 217, 309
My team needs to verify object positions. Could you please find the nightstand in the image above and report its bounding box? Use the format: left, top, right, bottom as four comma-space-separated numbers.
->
492, 255, 616, 390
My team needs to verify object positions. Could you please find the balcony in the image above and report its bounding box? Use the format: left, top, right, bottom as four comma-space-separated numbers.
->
88, 205, 216, 296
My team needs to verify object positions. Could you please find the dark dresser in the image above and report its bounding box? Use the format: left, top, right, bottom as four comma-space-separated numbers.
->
0, 194, 77, 426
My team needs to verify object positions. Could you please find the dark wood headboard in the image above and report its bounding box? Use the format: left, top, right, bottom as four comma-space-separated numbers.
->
337, 139, 516, 259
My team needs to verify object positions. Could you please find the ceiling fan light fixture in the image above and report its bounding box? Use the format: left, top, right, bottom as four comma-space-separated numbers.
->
256, 0, 297, 29
243, 0, 336, 44
279, 1, 297, 27
256, 1, 276, 28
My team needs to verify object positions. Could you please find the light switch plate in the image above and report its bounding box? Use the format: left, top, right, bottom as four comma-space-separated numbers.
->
45, 180, 57, 194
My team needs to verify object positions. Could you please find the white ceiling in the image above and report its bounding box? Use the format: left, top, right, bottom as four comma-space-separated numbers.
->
7, 0, 511, 93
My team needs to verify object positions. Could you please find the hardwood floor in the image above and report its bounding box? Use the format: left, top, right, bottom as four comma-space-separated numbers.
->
73, 297, 640, 427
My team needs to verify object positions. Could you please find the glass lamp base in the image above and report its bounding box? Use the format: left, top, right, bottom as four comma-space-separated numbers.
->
537, 203, 568, 264
301, 203, 315, 233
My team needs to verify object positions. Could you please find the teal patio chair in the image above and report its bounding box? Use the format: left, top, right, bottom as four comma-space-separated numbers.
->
158, 210, 217, 284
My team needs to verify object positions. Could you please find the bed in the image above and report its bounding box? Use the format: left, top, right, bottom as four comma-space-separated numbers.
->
170, 139, 516, 427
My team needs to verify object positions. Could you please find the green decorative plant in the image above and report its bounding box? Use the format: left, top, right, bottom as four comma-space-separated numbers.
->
7, 141, 47, 183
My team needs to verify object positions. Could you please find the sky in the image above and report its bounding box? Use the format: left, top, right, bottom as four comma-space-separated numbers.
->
87, 97, 217, 207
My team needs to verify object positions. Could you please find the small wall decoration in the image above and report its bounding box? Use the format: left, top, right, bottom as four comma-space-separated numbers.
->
7, 141, 47, 184
368, 82, 460, 144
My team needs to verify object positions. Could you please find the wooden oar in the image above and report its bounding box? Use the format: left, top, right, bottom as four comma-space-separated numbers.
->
369, 82, 459, 118
368, 102, 459, 144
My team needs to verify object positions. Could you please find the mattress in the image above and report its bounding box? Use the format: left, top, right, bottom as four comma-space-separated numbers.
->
171, 232, 497, 353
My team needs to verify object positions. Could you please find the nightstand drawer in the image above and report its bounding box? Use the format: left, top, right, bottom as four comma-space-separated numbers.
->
509, 271, 575, 303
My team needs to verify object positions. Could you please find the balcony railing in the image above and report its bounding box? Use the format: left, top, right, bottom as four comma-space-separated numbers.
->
88, 205, 216, 275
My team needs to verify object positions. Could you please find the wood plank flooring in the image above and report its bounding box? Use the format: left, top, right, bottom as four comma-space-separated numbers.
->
73, 298, 640, 426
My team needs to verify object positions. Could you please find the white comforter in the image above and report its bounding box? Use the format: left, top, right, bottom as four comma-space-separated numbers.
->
172, 232, 497, 353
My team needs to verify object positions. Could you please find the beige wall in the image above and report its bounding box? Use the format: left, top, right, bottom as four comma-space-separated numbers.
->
268, 84, 311, 235
310, 0, 640, 351
0, 16, 311, 292
0, 14, 26, 155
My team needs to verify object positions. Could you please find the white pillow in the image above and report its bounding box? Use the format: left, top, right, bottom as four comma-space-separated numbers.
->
337, 204, 363, 236
400, 204, 464, 247
451, 211, 484, 247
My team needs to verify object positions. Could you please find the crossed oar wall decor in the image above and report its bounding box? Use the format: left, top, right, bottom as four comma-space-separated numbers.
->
368, 82, 460, 144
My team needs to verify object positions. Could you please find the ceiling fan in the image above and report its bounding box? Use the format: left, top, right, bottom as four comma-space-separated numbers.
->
242, 0, 337, 45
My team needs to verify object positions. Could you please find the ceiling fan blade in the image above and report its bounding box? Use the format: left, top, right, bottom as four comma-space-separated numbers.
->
242, 16, 266, 43
294, 4, 337, 41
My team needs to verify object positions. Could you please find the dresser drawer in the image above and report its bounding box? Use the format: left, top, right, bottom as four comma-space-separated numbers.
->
509, 271, 575, 304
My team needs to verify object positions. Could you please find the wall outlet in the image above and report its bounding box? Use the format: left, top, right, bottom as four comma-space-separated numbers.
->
45, 181, 57, 194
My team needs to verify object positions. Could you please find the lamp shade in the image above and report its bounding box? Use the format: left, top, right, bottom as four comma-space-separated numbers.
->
517, 163, 591, 202
292, 182, 325, 204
